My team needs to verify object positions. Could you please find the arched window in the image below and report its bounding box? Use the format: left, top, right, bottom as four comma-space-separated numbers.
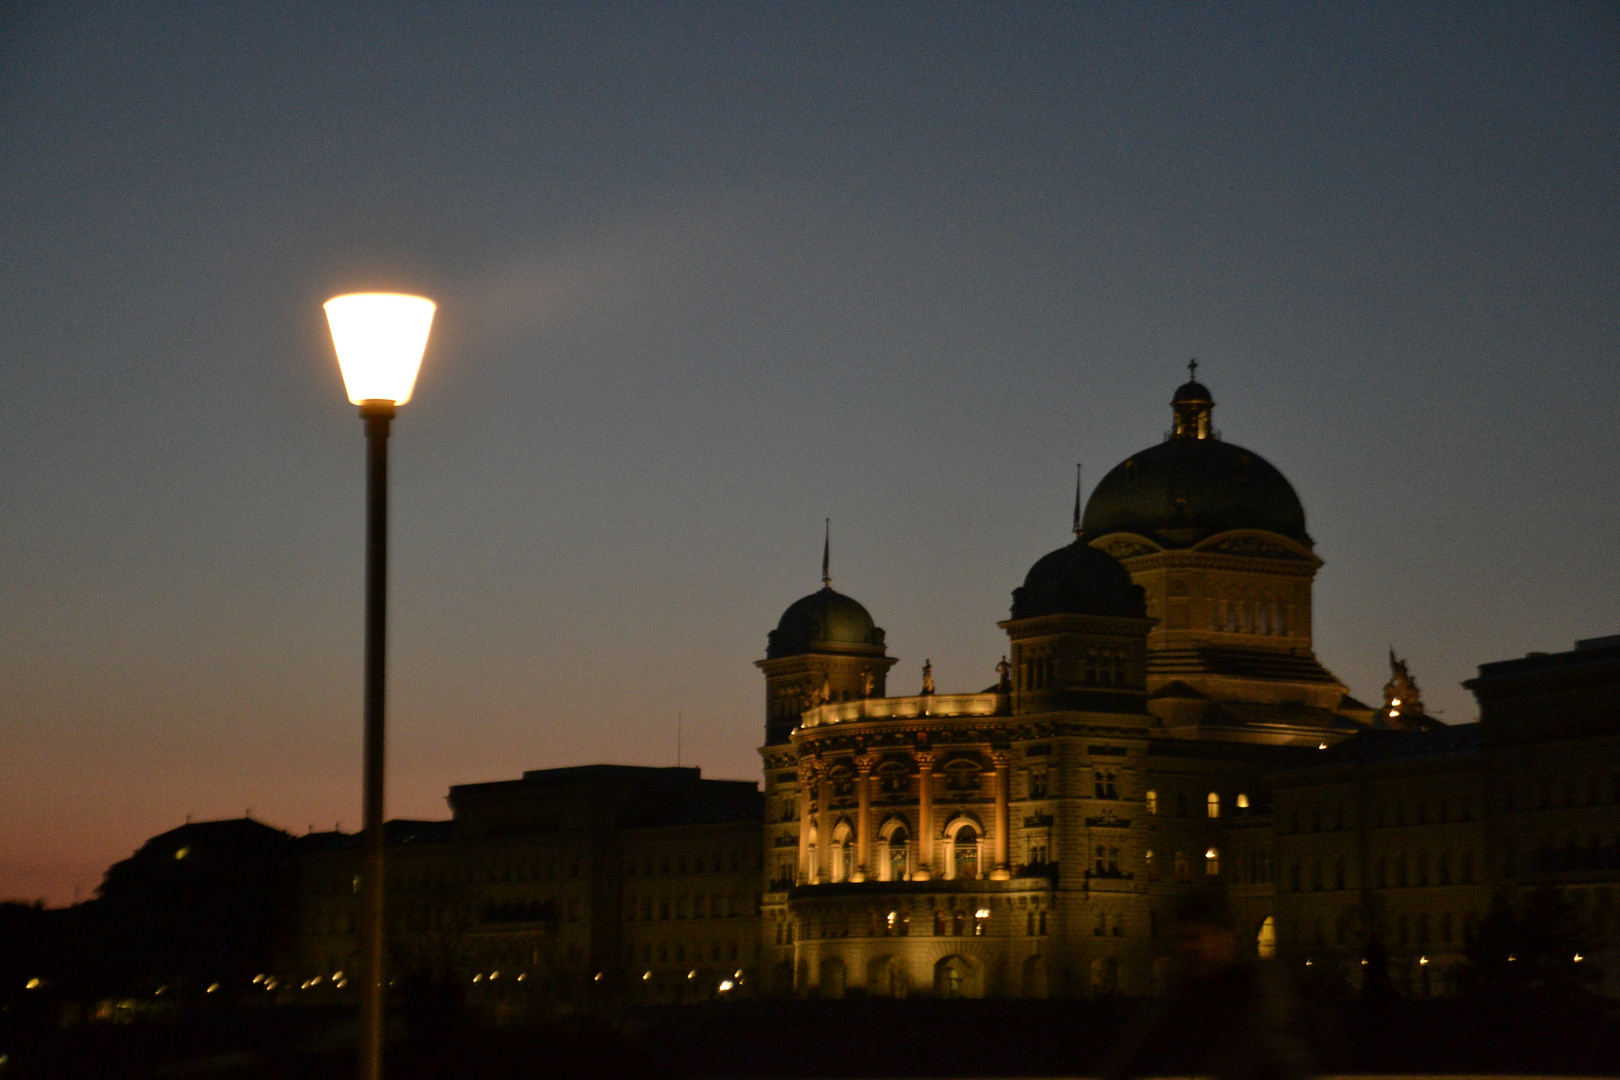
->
1145, 789, 1158, 815
1236, 792, 1250, 810
877, 762, 909, 795
1257, 915, 1277, 959
830, 822, 854, 883
950, 825, 980, 880
881, 824, 909, 882
1207, 792, 1221, 819
944, 760, 981, 793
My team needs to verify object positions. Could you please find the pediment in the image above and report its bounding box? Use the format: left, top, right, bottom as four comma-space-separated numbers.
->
1192, 530, 1316, 562
1089, 533, 1161, 560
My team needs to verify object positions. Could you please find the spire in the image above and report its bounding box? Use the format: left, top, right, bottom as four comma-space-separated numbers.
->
1072, 463, 1083, 538
1188, 358, 1198, 381
821, 518, 831, 589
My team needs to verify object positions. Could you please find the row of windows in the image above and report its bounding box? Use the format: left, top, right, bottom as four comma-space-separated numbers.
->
629, 940, 742, 965
1144, 790, 1250, 817
1298, 909, 1480, 950
627, 894, 753, 921
1214, 597, 1291, 637
1502, 773, 1620, 812
1286, 851, 1477, 892
310, 860, 583, 895
1142, 848, 1221, 881
1287, 797, 1476, 833
625, 850, 747, 876
1018, 650, 1132, 690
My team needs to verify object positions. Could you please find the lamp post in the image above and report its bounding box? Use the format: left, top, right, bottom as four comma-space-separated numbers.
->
324, 292, 436, 1080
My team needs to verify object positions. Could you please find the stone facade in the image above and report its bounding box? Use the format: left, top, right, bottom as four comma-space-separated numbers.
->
278, 379, 1620, 1008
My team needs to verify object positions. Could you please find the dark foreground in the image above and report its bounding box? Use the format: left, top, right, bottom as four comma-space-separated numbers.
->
6, 996, 1619, 1079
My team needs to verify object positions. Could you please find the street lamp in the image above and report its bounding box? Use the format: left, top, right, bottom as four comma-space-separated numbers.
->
324, 292, 435, 1080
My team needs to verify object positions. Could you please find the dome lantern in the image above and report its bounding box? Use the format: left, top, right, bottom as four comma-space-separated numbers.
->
1171, 359, 1215, 440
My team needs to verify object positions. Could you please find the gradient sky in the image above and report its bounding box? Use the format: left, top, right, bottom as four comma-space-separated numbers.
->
2, 3, 1616, 905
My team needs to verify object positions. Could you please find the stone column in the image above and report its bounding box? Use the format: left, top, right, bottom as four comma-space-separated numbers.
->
817, 768, 834, 884
913, 751, 935, 881
797, 763, 815, 885
853, 756, 873, 882
990, 752, 1012, 880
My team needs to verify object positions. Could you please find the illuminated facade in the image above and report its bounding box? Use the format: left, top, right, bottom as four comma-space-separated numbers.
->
278, 374, 1619, 1006
756, 375, 1620, 1000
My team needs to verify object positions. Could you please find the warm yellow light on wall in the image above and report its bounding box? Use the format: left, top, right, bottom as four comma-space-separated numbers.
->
324, 293, 436, 405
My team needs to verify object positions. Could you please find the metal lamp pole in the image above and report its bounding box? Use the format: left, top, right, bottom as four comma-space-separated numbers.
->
324, 293, 436, 1080
358, 397, 393, 1080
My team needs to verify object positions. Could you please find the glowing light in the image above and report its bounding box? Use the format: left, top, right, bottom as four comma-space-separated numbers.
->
593, 972, 603, 982
174, 846, 189, 860
252, 974, 265, 984
975, 908, 990, 919
516, 973, 526, 982
310, 974, 323, 984
25, 978, 40, 990
1360, 959, 1368, 966
1507, 954, 1516, 962
718, 980, 734, 991
324, 294, 436, 405
489, 971, 499, 980
206, 983, 219, 994
642, 971, 652, 981
1305, 960, 1313, 967
1318, 742, 1328, 750
332, 970, 344, 981
155, 986, 167, 995
1236, 793, 1249, 809
1574, 953, 1585, 963
1419, 956, 1429, 966
1206, 848, 1218, 859
265, 978, 277, 989
473, 974, 483, 983
734, 969, 744, 979
336, 979, 348, 988
687, 970, 697, 980
1391, 698, 1401, 707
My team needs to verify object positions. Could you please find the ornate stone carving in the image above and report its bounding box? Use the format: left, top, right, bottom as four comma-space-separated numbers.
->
1092, 535, 1160, 559
1200, 534, 1311, 560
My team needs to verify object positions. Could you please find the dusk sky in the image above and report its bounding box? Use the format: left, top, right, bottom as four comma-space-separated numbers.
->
2, 3, 1616, 905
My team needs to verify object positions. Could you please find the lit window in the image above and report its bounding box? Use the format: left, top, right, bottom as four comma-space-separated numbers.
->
1145, 790, 1158, 815
1205, 848, 1220, 876
1236, 793, 1249, 809
1207, 792, 1221, 819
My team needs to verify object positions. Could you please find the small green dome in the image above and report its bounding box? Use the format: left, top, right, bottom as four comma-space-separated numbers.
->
1011, 540, 1146, 620
767, 587, 886, 659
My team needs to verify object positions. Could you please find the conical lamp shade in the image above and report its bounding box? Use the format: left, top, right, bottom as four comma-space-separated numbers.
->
324, 293, 436, 405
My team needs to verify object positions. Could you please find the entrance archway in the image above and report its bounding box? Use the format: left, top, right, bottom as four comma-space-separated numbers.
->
933, 955, 978, 998
1022, 954, 1049, 998
819, 955, 846, 999
1090, 956, 1119, 996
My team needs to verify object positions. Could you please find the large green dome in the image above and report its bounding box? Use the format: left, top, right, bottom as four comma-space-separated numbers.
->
1081, 373, 1310, 548
766, 587, 886, 659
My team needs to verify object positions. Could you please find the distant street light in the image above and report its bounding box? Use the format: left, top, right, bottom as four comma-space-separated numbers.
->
324, 293, 435, 1080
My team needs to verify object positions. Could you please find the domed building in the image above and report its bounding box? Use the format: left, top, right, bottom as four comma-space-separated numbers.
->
755, 370, 1375, 1001
1082, 367, 1375, 740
